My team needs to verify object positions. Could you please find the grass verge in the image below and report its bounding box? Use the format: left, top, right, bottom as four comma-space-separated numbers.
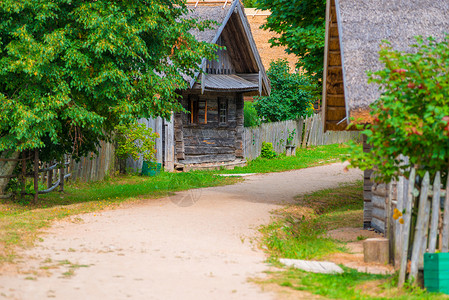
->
214, 144, 351, 174
258, 181, 447, 299
260, 181, 363, 261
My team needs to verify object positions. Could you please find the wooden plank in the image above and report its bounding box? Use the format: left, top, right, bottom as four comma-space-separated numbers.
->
394, 175, 407, 268
410, 171, 430, 285
428, 172, 441, 253
442, 167, 449, 252
399, 167, 416, 288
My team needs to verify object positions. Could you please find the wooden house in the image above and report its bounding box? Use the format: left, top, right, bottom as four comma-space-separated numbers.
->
321, 0, 449, 231
127, 1, 270, 173
172, 0, 270, 170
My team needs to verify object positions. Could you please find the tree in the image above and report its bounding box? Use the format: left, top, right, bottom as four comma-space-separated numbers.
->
0, 0, 217, 156
254, 59, 315, 122
347, 36, 449, 183
255, 0, 326, 86
0, 0, 217, 191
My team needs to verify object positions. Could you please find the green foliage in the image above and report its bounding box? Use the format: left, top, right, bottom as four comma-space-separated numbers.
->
243, 101, 261, 127
242, 0, 257, 8
261, 142, 277, 159
254, 60, 315, 122
255, 0, 326, 86
0, 0, 217, 159
347, 36, 449, 183
115, 123, 159, 162
287, 129, 296, 145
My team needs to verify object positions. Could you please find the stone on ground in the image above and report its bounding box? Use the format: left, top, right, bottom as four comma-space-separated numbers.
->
279, 258, 343, 274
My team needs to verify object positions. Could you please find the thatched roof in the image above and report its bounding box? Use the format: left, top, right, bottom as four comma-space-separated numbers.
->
187, 5, 232, 43
185, 0, 270, 95
322, 0, 449, 130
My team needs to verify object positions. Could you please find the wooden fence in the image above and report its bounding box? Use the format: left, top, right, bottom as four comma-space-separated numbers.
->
69, 140, 116, 182
243, 114, 361, 160
382, 169, 449, 287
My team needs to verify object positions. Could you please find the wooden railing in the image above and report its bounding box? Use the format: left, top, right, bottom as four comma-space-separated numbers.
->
0, 150, 71, 203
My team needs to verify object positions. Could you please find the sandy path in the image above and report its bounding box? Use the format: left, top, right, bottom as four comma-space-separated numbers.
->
0, 163, 361, 300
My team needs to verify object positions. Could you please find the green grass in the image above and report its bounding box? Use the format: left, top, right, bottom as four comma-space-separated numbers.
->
260, 181, 364, 261
259, 267, 447, 299
214, 144, 351, 174
258, 181, 448, 299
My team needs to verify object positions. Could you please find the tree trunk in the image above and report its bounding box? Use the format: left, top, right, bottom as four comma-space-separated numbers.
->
0, 151, 20, 195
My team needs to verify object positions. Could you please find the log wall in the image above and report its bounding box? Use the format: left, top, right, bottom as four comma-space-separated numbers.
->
177, 91, 244, 165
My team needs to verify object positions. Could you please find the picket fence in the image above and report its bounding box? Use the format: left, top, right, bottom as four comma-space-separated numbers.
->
243, 114, 361, 160
383, 168, 449, 287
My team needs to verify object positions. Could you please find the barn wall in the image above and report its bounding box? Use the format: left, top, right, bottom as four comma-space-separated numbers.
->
177, 91, 243, 165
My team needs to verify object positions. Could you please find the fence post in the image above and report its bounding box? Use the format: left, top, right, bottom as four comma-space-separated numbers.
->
410, 171, 430, 285
428, 172, 441, 253
59, 157, 65, 192
442, 168, 449, 252
33, 149, 39, 204
399, 167, 416, 287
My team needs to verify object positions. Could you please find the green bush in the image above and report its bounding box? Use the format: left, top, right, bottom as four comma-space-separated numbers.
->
115, 123, 159, 162
244, 101, 261, 127
347, 35, 449, 183
261, 142, 277, 159
254, 59, 316, 122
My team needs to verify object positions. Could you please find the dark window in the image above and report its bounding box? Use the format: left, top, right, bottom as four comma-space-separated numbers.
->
188, 95, 207, 124
218, 98, 227, 124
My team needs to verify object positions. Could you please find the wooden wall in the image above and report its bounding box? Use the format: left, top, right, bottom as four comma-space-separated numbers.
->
363, 135, 374, 228
323, 0, 347, 131
175, 91, 244, 165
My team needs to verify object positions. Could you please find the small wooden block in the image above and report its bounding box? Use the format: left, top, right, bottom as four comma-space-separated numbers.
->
363, 238, 389, 264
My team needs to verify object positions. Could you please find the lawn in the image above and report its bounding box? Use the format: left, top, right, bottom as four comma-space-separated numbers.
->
215, 143, 351, 174
0, 143, 351, 264
257, 181, 448, 299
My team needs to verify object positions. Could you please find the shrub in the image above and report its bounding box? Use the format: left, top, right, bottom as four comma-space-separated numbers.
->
254, 59, 315, 122
261, 142, 277, 159
115, 123, 159, 162
347, 35, 449, 183
244, 101, 261, 127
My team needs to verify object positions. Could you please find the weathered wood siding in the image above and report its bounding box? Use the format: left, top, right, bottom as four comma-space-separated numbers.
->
205, 36, 235, 75
177, 92, 243, 165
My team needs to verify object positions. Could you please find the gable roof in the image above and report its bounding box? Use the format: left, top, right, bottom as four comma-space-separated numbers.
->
322, 0, 449, 131
186, 0, 271, 95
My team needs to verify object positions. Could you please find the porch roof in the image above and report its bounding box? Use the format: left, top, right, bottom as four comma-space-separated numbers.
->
202, 74, 258, 92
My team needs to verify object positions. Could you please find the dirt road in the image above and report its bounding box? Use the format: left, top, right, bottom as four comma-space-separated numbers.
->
0, 163, 361, 300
